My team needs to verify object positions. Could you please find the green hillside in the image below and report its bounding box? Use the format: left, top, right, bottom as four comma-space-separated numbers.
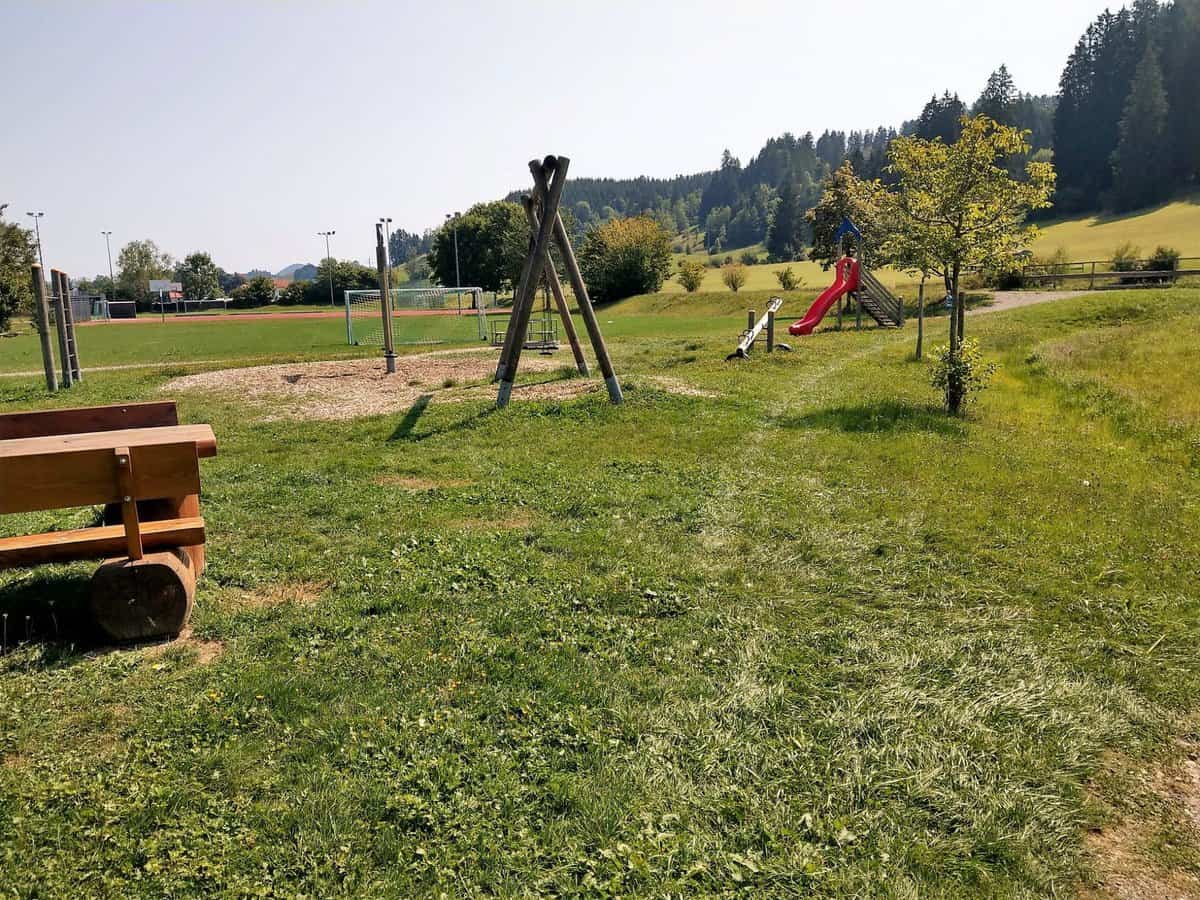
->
1033, 195, 1200, 260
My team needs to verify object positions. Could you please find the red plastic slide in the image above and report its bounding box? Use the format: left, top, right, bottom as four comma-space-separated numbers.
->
788, 256, 861, 336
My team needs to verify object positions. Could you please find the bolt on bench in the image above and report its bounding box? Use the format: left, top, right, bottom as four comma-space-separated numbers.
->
0, 401, 216, 642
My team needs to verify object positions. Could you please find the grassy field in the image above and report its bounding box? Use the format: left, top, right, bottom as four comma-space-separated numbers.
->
1032, 194, 1200, 260
2, 289, 1200, 895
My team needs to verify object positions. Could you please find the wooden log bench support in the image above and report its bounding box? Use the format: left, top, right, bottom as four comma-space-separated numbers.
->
0, 402, 215, 642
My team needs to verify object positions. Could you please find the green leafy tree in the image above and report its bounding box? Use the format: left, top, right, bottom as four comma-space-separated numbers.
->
676, 259, 707, 293
176, 251, 220, 301
721, 262, 747, 293
578, 216, 673, 303
116, 239, 175, 309
1111, 43, 1171, 212
807, 161, 894, 267
429, 201, 527, 292
888, 115, 1055, 413
304, 258, 377, 305
0, 219, 36, 331
231, 275, 277, 308
277, 281, 309, 306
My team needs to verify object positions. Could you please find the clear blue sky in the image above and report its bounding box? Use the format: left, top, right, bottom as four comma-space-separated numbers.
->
2, 0, 1110, 277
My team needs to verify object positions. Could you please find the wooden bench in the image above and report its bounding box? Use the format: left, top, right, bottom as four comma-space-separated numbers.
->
0, 402, 216, 641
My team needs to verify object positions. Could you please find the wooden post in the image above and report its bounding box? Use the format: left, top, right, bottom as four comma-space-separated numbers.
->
766, 309, 775, 352
916, 277, 926, 360
495, 209, 541, 384
29, 265, 58, 392
522, 196, 588, 376
1089, 261, 1096, 291
498, 158, 568, 407
375, 224, 396, 374
855, 291, 862, 330
49, 269, 72, 387
747, 310, 755, 335
57, 270, 82, 382
114, 447, 144, 560
530, 158, 622, 403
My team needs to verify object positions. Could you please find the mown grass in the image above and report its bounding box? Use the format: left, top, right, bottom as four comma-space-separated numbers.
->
1, 290, 1199, 895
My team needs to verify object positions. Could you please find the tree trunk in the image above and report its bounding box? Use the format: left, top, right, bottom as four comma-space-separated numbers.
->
948, 264, 964, 415
916, 277, 926, 360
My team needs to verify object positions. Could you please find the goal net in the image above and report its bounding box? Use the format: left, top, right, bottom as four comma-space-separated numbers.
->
344, 287, 490, 347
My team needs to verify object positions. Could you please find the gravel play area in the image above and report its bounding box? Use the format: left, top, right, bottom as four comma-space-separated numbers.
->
162, 350, 589, 420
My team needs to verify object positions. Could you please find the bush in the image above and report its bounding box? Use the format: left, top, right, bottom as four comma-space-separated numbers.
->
721, 263, 747, 293
739, 250, 759, 266
931, 338, 997, 414
1146, 245, 1181, 272
775, 267, 801, 291
676, 259, 707, 293
577, 216, 674, 303
1111, 242, 1141, 272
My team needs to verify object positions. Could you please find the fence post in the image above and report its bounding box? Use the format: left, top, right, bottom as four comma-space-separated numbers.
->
1090, 261, 1096, 291
766, 310, 775, 352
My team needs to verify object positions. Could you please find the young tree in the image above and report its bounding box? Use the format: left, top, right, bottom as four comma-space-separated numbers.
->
721, 262, 747, 293
676, 258, 707, 293
0, 218, 36, 331
1111, 43, 1171, 212
888, 115, 1055, 412
176, 251, 220, 301
578, 216, 674, 303
765, 178, 801, 261
116, 239, 175, 309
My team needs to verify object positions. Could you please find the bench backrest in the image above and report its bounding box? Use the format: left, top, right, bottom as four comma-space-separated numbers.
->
0, 401, 179, 440
0, 442, 200, 515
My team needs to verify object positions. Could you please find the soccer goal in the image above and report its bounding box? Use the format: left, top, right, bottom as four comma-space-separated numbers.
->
344, 287, 491, 347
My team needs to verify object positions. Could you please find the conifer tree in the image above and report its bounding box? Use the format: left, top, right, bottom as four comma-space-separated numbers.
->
1112, 43, 1171, 211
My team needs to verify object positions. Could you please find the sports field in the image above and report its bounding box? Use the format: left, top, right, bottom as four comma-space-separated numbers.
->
2, 289, 1200, 895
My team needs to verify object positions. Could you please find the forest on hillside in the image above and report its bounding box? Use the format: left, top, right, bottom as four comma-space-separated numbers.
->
503, 0, 1197, 255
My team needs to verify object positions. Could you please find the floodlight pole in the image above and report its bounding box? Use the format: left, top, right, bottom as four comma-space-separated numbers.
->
101, 231, 115, 319
26, 212, 46, 274
318, 230, 336, 306
446, 212, 461, 288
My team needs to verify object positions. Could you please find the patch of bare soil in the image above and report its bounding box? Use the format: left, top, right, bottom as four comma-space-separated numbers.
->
373, 476, 473, 490
143, 629, 225, 666
219, 580, 329, 612
164, 350, 567, 421
1085, 746, 1200, 899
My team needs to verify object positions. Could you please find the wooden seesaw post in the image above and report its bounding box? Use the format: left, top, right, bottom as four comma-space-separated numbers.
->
496, 155, 622, 407
726, 297, 785, 360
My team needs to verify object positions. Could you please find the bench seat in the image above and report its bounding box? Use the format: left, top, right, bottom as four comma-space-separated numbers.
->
0, 517, 205, 569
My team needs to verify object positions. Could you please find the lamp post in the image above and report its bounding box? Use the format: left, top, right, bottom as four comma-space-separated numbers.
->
445, 212, 461, 288
318, 230, 336, 306
101, 230, 116, 297
26, 212, 46, 274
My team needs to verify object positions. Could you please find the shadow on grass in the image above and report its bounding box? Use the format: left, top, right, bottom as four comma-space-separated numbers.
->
776, 400, 965, 436
387, 399, 496, 444
0, 572, 107, 664
389, 393, 432, 440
